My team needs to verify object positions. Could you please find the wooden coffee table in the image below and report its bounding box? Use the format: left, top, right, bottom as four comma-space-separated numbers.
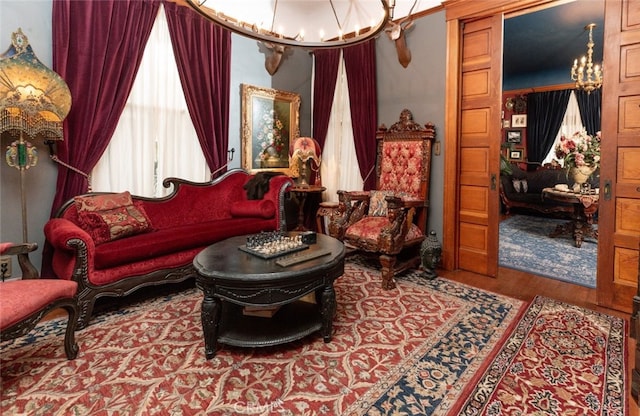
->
193, 232, 345, 359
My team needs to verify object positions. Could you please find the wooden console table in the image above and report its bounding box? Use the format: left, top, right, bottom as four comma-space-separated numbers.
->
542, 187, 599, 248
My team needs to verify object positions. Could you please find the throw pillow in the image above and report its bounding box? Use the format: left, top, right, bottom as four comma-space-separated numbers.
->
75, 191, 135, 212
368, 190, 395, 217
75, 192, 152, 244
511, 179, 528, 193
512, 179, 522, 193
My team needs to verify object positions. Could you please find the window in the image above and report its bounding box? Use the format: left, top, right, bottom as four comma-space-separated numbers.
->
91, 5, 208, 197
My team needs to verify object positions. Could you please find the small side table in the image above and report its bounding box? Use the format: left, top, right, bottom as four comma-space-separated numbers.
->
542, 187, 599, 248
316, 201, 339, 234
290, 186, 326, 231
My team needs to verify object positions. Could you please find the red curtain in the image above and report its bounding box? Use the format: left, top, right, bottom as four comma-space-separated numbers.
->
312, 41, 377, 190
311, 49, 340, 149
344, 40, 378, 190
51, 0, 161, 213
163, 2, 231, 178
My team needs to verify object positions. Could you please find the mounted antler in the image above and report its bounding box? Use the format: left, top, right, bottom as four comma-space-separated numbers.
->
260, 42, 290, 75
384, 0, 417, 68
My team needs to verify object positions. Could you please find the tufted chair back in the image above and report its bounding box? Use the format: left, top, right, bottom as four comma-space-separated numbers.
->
328, 109, 435, 290
373, 110, 436, 233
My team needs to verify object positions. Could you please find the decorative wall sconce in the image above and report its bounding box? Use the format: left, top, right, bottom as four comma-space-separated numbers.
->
0, 29, 72, 242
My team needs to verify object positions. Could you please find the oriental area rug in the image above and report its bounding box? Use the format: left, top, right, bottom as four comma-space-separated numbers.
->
499, 214, 597, 288
454, 296, 627, 416
1, 261, 626, 415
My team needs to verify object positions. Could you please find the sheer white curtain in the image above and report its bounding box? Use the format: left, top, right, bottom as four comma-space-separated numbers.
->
321, 54, 363, 203
542, 91, 585, 166
92, 5, 208, 197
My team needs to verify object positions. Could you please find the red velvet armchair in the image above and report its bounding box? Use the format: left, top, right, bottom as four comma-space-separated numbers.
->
0, 242, 79, 360
328, 109, 436, 289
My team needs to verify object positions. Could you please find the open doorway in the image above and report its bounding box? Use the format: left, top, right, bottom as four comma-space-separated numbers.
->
498, 0, 604, 288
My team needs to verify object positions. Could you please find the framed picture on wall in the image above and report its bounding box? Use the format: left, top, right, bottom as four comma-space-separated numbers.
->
505, 129, 522, 143
511, 114, 527, 128
241, 84, 301, 174
509, 148, 525, 161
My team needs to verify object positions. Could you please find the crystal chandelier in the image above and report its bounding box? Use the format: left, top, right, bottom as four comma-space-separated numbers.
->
571, 23, 603, 94
184, 0, 392, 49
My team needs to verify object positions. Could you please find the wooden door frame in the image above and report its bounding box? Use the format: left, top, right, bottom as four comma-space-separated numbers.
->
442, 0, 569, 271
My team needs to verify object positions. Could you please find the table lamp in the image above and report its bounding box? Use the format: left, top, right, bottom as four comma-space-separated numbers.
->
289, 137, 321, 187
0, 28, 72, 242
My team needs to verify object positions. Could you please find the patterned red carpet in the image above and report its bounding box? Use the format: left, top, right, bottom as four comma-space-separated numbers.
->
0, 261, 626, 415
455, 296, 627, 416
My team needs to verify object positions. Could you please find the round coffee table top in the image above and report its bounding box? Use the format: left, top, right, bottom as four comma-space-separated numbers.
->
194, 232, 345, 283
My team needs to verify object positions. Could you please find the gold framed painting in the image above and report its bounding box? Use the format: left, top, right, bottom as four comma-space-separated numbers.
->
241, 84, 301, 174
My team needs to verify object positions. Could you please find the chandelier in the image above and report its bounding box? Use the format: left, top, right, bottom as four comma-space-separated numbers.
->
570, 23, 603, 94
184, 0, 392, 49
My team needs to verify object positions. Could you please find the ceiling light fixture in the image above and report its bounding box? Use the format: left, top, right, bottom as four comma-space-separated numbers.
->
571, 23, 603, 94
184, 0, 392, 49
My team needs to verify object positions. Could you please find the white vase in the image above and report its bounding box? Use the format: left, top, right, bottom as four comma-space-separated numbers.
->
570, 166, 597, 185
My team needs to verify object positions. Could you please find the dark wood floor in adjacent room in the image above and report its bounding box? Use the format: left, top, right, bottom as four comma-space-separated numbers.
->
441, 266, 638, 415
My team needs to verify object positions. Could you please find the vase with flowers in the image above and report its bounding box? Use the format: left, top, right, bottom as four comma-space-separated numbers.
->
555, 130, 601, 192
255, 108, 288, 168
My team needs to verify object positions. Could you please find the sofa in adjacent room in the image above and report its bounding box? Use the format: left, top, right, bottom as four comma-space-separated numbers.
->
499, 163, 578, 216
44, 169, 293, 328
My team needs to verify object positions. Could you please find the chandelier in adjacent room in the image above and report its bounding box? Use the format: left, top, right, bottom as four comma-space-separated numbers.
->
184, 0, 392, 49
570, 23, 603, 94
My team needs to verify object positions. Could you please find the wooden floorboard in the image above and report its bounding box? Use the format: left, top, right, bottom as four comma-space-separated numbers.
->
441, 265, 638, 415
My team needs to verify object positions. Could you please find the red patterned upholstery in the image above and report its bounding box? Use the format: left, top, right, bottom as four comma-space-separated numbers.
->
0, 242, 78, 360
0, 279, 77, 329
328, 109, 435, 290
378, 140, 424, 196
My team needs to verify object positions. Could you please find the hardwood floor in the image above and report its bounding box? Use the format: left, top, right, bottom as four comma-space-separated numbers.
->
441, 266, 638, 415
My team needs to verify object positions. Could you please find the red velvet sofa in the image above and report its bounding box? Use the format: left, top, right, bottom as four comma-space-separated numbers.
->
44, 169, 293, 328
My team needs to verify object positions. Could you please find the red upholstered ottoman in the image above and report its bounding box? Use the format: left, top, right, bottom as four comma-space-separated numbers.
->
0, 278, 79, 359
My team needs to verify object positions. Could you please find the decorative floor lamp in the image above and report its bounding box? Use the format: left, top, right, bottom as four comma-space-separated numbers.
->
0, 29, 72, 242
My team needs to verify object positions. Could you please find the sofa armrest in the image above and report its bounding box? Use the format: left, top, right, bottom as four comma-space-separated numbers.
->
259, 174, 294, 231
44, 218, 95, 283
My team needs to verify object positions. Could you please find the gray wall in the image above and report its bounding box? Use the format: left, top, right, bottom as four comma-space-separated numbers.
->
1, 1, 57, 273
0, 1, 447, 270
375, 11, 446, 238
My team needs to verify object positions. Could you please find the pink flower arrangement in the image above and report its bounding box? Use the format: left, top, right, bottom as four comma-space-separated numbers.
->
555, 130, 601, 170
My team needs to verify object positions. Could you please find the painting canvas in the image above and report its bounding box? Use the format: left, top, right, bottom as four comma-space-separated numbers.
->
241, 84, 300, 173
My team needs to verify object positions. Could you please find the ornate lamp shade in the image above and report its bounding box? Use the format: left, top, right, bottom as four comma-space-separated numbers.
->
289, 137, 321, 187
0, 28, 72, 141
1, 28, 72, 243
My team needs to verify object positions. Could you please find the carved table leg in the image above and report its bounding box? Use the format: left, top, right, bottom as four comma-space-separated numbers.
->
200, 286, 221, 359
573, 221, 584, 248
320, 283, 336, 343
